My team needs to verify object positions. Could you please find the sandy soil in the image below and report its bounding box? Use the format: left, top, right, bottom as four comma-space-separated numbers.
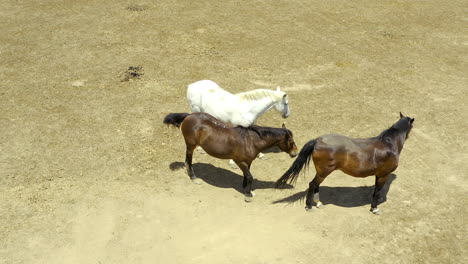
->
1, 0, 467, 263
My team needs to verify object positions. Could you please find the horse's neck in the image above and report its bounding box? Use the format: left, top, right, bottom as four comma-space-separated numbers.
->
251, 133, 279, 152
396, 134, 408, 153
239, 94, 278, 121
385, 133, 406, 154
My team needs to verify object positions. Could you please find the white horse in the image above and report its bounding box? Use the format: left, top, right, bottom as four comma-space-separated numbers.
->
187, 80, 290, 127
187, 80, 290, 168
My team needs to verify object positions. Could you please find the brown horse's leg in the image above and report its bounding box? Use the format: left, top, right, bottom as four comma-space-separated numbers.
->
235, 161, 255, 202
305, 170, 332, 211
185, 144, 202, 184
370, 174, 390, 215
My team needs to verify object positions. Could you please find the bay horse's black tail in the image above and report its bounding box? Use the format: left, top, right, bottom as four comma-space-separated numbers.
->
163, 113, 190, 128
275, 140, 316, 188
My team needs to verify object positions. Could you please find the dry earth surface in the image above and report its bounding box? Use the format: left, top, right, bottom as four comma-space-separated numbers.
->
1, 0, 467, 263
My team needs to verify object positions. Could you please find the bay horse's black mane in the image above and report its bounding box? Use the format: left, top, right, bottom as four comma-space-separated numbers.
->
197, 112, 292, 139
377, 117, 413, 141
235, 125, 291, 139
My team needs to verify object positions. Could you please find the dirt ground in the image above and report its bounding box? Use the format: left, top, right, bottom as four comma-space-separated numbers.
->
1, 0, 467, 263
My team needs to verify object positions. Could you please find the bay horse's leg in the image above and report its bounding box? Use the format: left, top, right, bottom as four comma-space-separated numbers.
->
370, 174, 390, 215
305, 170, 332, 212
185, 144, 202, 185
235, 161, 255, 202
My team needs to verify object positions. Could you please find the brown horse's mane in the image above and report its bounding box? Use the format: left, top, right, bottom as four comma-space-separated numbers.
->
377, 117, 413, 141
235, 125, 291, 139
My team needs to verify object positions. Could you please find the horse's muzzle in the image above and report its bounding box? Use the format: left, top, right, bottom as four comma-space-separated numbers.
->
282, 113, 290, 118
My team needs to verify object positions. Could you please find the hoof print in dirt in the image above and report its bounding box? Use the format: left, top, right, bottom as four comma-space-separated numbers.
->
120, 66, 144, 82
126, 4, 148, 12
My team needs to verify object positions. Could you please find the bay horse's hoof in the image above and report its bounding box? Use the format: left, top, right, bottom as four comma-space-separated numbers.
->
191, 177, 202, 185
370, 208, 382, 215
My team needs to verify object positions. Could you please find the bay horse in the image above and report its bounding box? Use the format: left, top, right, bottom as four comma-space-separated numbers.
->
275, 113, 414, 214
164, 112, 299, 202
187, 80, 290, 164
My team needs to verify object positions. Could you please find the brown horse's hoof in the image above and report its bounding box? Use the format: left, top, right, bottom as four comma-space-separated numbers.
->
370, 208, 382, 215
191, 178, 202, 185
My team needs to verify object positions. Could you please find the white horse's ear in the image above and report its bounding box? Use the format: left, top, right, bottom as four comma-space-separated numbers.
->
276, 86, 281, 92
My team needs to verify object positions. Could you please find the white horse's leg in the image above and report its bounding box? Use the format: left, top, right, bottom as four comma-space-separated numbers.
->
196, 146, 206, 154
228, 159, 238, 169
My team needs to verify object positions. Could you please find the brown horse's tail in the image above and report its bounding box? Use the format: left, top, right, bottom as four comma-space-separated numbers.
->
163, 113, 190, 128
275, 140, 316, 188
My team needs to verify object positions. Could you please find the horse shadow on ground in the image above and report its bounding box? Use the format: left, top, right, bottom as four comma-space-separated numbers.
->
272, 174, 397, 208
169, 162, 292, 194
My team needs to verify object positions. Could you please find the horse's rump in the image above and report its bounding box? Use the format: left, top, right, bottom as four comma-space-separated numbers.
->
187, 80, 236, 112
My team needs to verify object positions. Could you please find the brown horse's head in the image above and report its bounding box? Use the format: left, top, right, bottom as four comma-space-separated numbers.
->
399, 112, 415, 140
279, 123, 299, 157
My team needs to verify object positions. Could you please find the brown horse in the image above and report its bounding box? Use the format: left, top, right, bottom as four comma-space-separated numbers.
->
164, 112, 299, 202
275, 113, 414, 214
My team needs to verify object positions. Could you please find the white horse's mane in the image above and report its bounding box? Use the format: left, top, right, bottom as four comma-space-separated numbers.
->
235, 89, 284, 102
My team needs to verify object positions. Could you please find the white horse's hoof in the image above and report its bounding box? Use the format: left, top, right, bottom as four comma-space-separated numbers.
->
191, 178, 203, 185
316, 202, 325, 209
371, 208, 382, 215
244, 195, 254, 202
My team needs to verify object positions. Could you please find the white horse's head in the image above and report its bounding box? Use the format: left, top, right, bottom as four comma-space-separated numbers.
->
273, 87, 290, 118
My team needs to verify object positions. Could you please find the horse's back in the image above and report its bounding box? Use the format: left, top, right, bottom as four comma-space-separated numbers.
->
315, 134, 370, 161
187, 80, 234, 102
187, 80, 220, 95
188, 80, 236, 106
186, 80, 244, 123
182, 112, 232, 131
316, 134, 359, 150
316, 134, 395, 177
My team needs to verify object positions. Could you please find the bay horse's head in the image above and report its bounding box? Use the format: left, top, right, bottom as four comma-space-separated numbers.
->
278, 123, 298, 157
399, 112, 415, 140
273, 87, 290, 118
